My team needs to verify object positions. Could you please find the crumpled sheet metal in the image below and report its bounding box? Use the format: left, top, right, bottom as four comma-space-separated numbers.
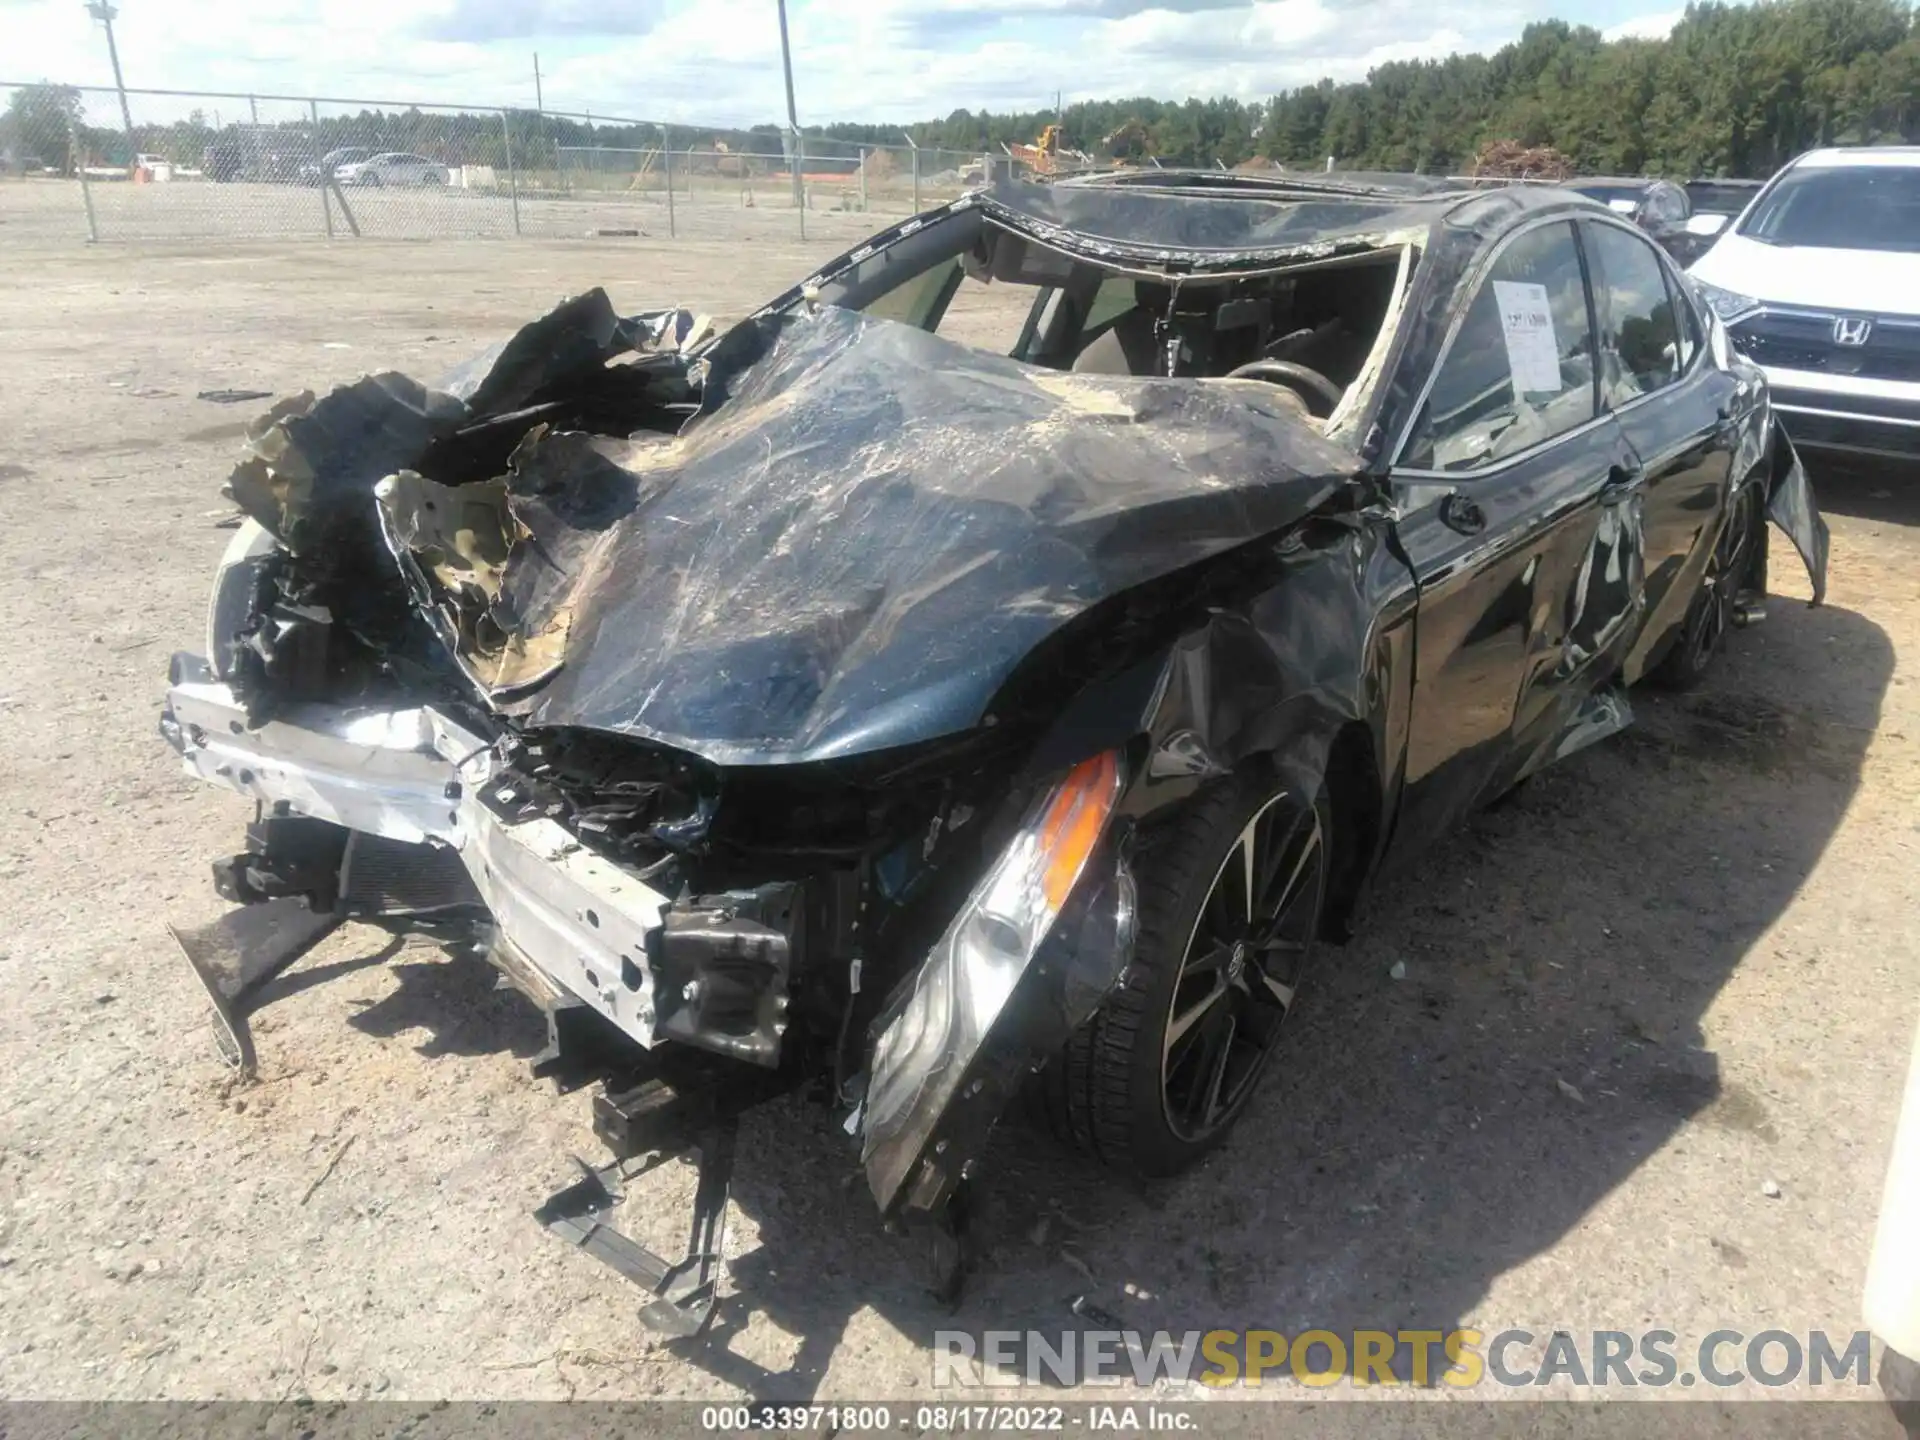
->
1765, 425, 1829, 607
375, 469, 572, 694
469, 305, 1360, 765
227, 375, 465, 558
222, 289, 687, 558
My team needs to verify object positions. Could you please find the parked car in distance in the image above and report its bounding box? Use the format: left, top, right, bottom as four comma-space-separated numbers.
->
161, 171, 1828, 1329
299, 146, 373, 186
1682, 177, 1763, 219
1568, 176, 1700, 256
1689, 146, 1920, 462
1467, 175, 1736, 266
201, 134, 319, 185
202, 138, 242, 183
336, 152, 449, 186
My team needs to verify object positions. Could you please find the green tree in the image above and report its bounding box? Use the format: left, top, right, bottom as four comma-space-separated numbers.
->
1, 83, 82, 171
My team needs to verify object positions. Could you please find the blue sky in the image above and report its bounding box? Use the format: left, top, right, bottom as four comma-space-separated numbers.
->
0, 0, 1687, 128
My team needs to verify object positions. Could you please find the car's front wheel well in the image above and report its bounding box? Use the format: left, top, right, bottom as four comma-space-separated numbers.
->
1211, 719, 1376, 941
1317, 719, 1380, 943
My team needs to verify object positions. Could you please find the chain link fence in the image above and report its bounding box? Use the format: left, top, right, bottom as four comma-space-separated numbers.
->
1, 80, 990, 246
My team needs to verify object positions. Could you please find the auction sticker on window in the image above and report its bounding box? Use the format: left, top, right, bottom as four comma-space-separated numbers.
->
1492, 280, 1562, 394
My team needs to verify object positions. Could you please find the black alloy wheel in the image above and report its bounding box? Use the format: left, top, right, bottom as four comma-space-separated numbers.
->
1655, 481, 1760, 689
1035, 762, 1333, 1177
1160, 787, 1324, 1142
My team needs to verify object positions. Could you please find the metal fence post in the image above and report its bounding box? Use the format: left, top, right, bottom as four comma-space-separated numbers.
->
664, 147, 676, 238
911, 145, 920, 214
858, 146, 867, 211
501, 110, 522, 236
796, 130, 806, 241
69, 115, 98, 244
329, 181, 361, 237
313, 96, 334, 238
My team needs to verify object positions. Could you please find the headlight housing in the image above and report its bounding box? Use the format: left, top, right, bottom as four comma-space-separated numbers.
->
1691, 278, 1762, 328
862, 749, 1125, 1209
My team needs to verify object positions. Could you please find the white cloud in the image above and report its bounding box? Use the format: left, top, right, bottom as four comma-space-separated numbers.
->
1, 0, 1622, 127
1601, 7, 1683, 39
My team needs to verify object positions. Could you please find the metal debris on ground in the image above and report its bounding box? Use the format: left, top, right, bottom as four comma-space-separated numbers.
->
300, 1133, 358, 1205
1070, 1294, 1123, 1327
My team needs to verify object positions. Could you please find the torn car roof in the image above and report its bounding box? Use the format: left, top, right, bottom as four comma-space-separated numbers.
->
978, 171, 1472, 266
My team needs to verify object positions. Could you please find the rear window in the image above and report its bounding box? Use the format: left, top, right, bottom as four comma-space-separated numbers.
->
1739, 165, 1920, 254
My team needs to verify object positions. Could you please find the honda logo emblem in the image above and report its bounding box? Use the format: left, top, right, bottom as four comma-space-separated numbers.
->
1833, 317, 1873, 347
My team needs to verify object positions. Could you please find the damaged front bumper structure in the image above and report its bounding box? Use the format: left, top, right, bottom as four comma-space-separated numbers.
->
163, 660, 1135, 1326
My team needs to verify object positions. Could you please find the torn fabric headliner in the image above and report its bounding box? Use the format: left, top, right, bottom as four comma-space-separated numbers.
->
413, 305, 1361, 766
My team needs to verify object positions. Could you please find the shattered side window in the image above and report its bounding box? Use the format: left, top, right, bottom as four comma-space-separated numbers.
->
863, 255, 964, 330
1081, 276, 1140, 336
859, 257, 1041, 356
1402, 220, 1597, 473
939, 274, 1048, 355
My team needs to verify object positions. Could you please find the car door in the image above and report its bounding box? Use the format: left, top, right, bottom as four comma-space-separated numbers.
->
1384, 217, 1650, 862
1581, 219, 1743, 681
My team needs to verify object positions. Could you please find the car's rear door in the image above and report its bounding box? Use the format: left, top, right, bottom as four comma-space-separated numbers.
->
1383, 217, 1649, 861
1581, 218, 1743, 680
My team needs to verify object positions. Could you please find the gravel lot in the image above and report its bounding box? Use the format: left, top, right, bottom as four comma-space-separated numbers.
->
0, 229, 1916, 1407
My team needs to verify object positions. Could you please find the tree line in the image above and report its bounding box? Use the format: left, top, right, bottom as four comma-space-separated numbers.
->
865, 0, 1918, 178
5, 0, 1913, 179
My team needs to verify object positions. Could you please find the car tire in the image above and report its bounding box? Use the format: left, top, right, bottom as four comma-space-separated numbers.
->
1651, 479, 1761, 691
1035, 757, 1332, 1178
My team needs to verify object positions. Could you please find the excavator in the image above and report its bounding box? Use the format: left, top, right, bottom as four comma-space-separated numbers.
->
1008, 123, 1089, 176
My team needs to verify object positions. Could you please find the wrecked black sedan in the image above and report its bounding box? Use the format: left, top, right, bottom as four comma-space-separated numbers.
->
162, 171, 1828, 1327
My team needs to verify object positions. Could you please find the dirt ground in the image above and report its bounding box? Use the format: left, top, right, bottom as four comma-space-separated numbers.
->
0, 175, 950, 247
0, 231, 1917, 1406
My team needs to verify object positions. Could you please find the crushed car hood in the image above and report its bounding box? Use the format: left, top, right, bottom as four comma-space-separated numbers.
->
380, 305, 1359, 764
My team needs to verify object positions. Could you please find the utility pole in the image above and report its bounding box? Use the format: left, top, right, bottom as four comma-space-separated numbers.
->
532, 52, 547, 186
776, 0, 804, 235
85, 1, 136, 164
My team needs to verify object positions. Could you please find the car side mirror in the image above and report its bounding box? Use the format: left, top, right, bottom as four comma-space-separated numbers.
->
1684, 213, 1729, 239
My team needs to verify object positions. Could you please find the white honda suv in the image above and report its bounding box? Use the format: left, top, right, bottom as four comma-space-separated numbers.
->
1689, 147, 1919, 463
